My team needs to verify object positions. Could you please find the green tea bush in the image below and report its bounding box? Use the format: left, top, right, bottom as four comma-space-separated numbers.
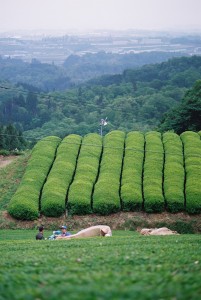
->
8, 136, 61, 220
93, 130, 125, 215
143, 131, 165, 212
181, 131, 201, 213
41, 134, 81, 217
8, 197, 39, 220
163, 132, 185, 212
67, 133, 102, 215
67, 181, 94, 215
121, 131, 144, 211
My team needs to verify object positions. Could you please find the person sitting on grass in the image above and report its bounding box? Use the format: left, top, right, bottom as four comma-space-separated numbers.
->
47, 225, 71, 240
56, 225, 112, 240
36, 225, 45, 240
59, 225, 71, 237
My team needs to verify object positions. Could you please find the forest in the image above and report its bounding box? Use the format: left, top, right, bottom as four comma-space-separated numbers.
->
0, 51, 183, 89
0, 55, 201, 145
0, 124, 26, 153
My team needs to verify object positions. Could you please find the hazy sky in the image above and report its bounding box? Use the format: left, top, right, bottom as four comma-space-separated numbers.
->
0, 0, 201, 32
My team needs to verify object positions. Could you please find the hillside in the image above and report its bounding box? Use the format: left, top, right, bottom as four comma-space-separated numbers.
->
159, 79, 201, 133
0, 51, 183, 89
1, 55, 201, 139
0, 57, 73, 91
7, 130, 201, 221
62, 51, 184, 82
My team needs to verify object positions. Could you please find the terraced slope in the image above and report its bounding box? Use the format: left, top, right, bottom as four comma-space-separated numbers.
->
8, 130, 201, 220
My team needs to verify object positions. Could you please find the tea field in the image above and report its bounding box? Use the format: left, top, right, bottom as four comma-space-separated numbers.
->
0, 230, 200, 300
7, 130, 201, 220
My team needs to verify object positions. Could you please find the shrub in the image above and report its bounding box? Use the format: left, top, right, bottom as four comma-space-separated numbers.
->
168, 220, 195, 234
8, 136, 61, 220
67, 181, 94, 215
121, 131, 144, 211
0, 149, 10, 156
67, 133, 102, 215
163, 132, 185, 212
8, 197, 39, 220
41, 134, 82, 217
93, 130, 125, 214
8, 130, 201, 219
143, 131, 165, 212
181, 131, 201, 213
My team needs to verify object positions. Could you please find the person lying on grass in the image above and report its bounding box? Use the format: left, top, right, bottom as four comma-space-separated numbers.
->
140, 227, 179, 235
56, 225, 112, 239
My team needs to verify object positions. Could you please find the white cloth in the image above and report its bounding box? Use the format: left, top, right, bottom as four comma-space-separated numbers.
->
60, 225, 112, 239
140, 227, 179, 235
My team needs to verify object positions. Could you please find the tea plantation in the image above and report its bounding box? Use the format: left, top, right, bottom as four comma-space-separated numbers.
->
8, 130, 201, 220
0, 230, 200, 300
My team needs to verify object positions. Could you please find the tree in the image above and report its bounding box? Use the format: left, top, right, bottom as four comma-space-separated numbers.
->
26, 92, 38, 115
159, 80, 201, 133
0, 125, 5, 149
2, 124, 26, 151
4, 124, 19, 150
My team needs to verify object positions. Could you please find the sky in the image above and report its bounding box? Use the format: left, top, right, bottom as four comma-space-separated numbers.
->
0, 0, 201, 32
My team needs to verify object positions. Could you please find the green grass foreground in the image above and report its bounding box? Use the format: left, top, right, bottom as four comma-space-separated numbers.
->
0, 230, 201, 300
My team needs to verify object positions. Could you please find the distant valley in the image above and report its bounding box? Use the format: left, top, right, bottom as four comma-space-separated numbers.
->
1, 29, 201, 65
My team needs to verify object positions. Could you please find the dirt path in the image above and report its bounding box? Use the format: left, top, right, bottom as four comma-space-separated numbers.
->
0, 155, 17, 168
1, 210, 201, 232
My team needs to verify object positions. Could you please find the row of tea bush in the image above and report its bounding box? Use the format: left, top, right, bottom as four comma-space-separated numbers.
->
8, 136, 61, 220
93, 130, 125, 215
41, 135, 82, 217
67, 133, 102, 215
181, 131, 201, 213
8, 130, 201, 220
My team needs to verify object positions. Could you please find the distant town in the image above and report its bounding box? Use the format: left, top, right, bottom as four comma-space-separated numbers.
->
0, 29, 201, 65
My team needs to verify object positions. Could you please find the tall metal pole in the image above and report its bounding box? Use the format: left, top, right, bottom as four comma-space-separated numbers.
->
99, 118, 107, 136
100, 124, 103, 136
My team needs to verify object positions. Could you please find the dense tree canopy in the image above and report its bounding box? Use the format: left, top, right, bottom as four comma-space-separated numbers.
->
0, 55, 201, 140
0, 51, 185, 90
0, 57, 73, 91
0, 124, 26, 151
62, 51, 184, 82
159, 80, 201, 133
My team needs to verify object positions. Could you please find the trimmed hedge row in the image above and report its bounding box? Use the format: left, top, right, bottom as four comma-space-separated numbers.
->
8, 136, 61, 220
8, 130, 201, 219
40, 134, 82, 217
163, 132, 185, 212
67, 133, 102, 215
93, 130, 125, 215
121, 131, 144, 211
143, 131, 165, 212
181, 131, 201, 213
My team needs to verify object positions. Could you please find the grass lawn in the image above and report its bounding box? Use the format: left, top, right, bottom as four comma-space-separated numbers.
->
0, 230, 200, 300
